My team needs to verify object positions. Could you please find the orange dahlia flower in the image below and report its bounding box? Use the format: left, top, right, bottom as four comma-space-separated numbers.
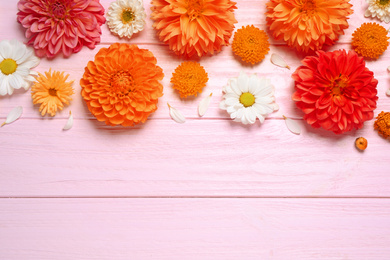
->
266, 0, 353, 52
80, 43, 164, 127
150, 0, 237, 57
374, 111, 390, 138
352, 22, 389, 60
292, 50, 378, 134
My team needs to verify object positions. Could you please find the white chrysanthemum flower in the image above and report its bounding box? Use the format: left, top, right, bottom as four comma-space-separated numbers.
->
219, 72, 279, 125
107, 0, 146, 39
0, 39, 40, 96
365, 0, 390, 23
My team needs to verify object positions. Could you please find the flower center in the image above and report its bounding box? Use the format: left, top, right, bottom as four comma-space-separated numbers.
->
48, 88, 58, 96
187, 0, 203, 20
240, 92, 255, 107
121, 9, 135, 24
52, 1, 67, 19
300, 0, 316, 15
111, 71, 134, 95
331, 75, 349, 96
0, 59, 18, 75
379, 0, 389, 5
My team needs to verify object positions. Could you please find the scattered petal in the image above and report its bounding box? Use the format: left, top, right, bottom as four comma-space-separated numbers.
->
386, 89, 390, 96
168, 103, 185, 123
271, 53, 290, 69
283, 115, 301, 135
2, 106, 23, 127
63, 111, 74, 130
198, 93, 212, 117
387, 66, 390, 73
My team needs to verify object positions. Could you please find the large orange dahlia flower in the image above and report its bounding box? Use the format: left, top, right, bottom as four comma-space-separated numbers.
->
17, 0, 105, 58
80, 43, 164, 127
292, 50, 378, 134
150, 0, 237, 57
266, 0, 353, 52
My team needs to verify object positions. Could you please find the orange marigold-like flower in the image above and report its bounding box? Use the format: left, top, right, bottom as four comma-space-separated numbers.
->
266, 0, 353, 52
31, 69, 74, 116
150, 0, 237, 58
171, 61, 208, 98
374, 111, 390, 138
80, 43, 164, 127
292, 50, 378, 134
232, 25, 270, 65
352, 22, 389, 59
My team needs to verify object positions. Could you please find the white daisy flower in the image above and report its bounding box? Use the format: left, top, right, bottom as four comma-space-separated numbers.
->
0, 39, 40, 96
219, 72, 279, 125
107, 0, 146, 39
365, 0, 390, 23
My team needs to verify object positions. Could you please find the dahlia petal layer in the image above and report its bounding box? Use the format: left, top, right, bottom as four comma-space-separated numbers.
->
17, 0, 106, 58
151, 0, 237, 58
80, 43, 164, 127
266, 0, 353, 52
292, 50, 378, 134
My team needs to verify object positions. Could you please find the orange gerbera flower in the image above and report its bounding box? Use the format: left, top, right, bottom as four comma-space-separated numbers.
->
80, 43, 164, 127
171, 61, 208, 98
150, 0, 237, 57
374, 111, 390, 138
232, 25, 270, 65
266, 0, 353, 52
31, 69, 74, 116
352, 23, 389, 59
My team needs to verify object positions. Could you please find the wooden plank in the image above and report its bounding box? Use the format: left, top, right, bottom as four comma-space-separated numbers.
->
1, 118, 389, 197
1, 198, 390, 259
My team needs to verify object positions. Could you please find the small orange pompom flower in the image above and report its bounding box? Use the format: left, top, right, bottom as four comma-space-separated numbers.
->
266, 0, 353, 52
374, 111, 390, 138
232, 25, 270, 65
31, 69, 74, 117
352, 23, 389, 59
150, 0, 237, 57
80, 43, 164, 127
171, 61, 208, 98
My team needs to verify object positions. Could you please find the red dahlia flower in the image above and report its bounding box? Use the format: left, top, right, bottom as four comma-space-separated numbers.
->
292, 50, 378, 134
17, 0, 106, 58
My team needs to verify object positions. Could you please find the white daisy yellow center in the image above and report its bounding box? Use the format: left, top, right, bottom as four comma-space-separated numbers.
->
240, 92, 255, 107
0, 58, 17, 75
121, 8, 135, 23
379, 0, 390, 5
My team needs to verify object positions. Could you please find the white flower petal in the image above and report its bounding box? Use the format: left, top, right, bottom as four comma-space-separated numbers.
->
2, 106, 23, 127
0, 39, 40, 96
0, 76, 9, 96
198, 93, 212, 117
284, 115, 301, 135
270, 53, 290, 69
237, 71, 249, 92
63, 111, 74, 130
386, 88, 390, 96
168, 103, 185, 124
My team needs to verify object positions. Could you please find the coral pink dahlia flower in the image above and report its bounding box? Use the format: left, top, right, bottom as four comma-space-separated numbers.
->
292, 50, 378, 134
17, 0, 106, 58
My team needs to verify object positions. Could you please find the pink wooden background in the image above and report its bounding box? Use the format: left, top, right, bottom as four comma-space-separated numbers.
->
1, 0, 390, 259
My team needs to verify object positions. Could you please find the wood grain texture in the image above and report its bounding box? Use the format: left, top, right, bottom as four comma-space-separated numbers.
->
1, 0, 390, 259
1, 198, 390, 260
1, 118, 390, 197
